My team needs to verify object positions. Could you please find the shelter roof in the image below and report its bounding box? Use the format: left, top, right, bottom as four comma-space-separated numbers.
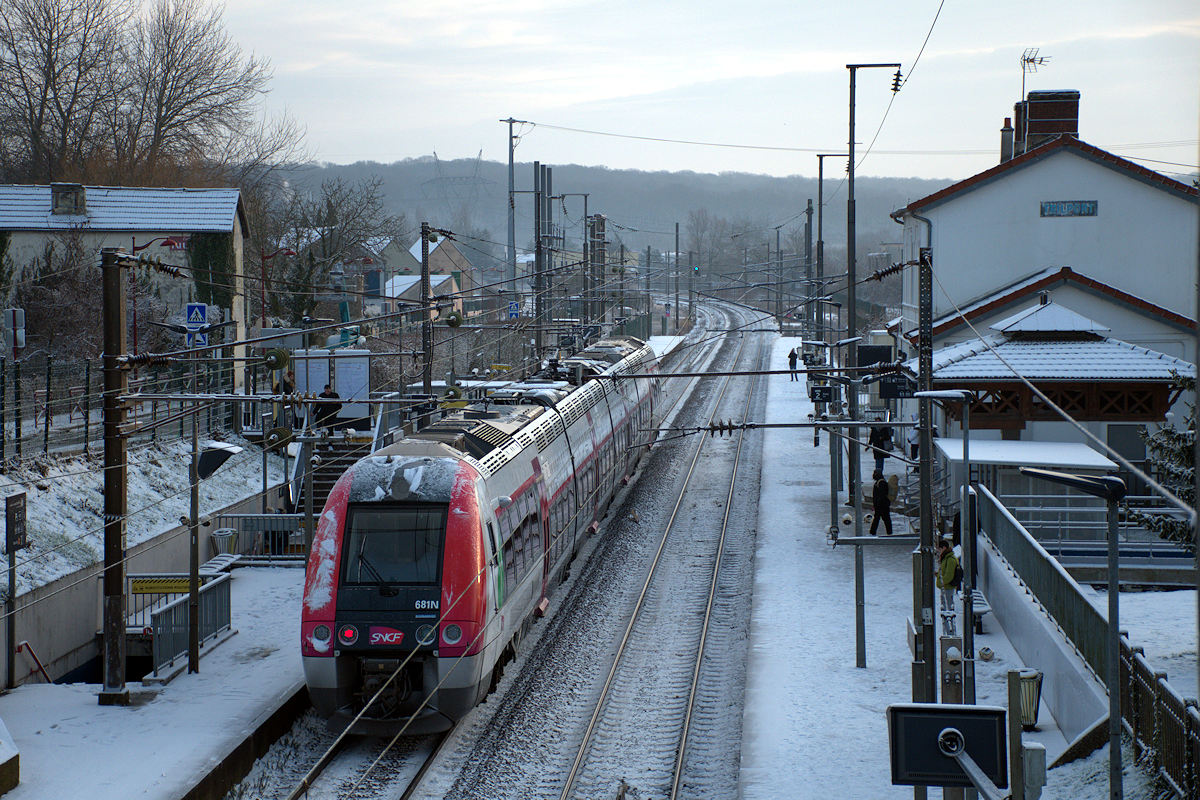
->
0, 185, 245, 233
934, 438, 1116, 471
910, 333, 1193, 381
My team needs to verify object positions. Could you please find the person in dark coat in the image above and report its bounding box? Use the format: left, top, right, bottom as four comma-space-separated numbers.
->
787, 348, 799, 381
868, 425, 892, 473
316, 384, 342, 429
869, 469, 892, 536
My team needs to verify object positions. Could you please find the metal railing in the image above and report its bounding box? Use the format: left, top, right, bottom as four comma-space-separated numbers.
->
977, 485, 1200, 797
125, 572, 232, 676
209, 513, 305, 556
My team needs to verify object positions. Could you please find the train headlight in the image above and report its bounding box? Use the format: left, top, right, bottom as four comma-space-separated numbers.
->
416, 624, 436, 646
313, 624, 331, 642
337, 624, 359, 645
442, 623, 463, 645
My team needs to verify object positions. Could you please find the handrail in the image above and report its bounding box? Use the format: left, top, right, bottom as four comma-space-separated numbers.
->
16, 641, 51, 683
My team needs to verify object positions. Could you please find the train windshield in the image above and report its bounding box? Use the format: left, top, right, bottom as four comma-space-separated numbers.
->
342, 504, 447, 585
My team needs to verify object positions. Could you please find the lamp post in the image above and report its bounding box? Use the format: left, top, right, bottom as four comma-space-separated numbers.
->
815, 153, 846, 347
916, 389, 976, 705
260, 248, 296, 326
1020, 467, 1126, 800
188, 436, 241, 673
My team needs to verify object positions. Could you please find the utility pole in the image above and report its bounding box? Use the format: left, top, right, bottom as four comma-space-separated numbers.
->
847, 61, 901, 547
420, 222, 432, 395
815, 154, 845, 342
99, 248, 129, 706
643, 244, 652, 338
502, 118, 519, 289
804, 199, 814, 337
544, 166, 554, 344
917, 246, 937, 711
533, 162, 543, 363
674, 223, 680, 334
619, 244, 626, 335
687, 251, 694, 327
775, 226, 783, 322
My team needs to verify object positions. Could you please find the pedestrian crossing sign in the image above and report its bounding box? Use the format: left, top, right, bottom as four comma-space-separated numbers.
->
186, 303, 207, 326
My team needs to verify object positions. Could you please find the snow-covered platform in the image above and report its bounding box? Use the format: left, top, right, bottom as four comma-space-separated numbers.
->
0, 567, 304, 800
739, 338, 1076, 798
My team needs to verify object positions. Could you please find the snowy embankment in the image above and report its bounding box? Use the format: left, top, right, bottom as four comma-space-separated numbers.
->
0, 435, 284, 599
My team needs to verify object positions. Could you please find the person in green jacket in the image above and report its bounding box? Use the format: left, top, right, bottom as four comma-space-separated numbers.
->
936, 538, 960, 633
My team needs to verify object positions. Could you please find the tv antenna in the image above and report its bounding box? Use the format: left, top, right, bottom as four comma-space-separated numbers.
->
1020, 47, 1050, 98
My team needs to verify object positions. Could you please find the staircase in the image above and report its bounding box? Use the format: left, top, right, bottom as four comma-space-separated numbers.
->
294, 432, 375, 513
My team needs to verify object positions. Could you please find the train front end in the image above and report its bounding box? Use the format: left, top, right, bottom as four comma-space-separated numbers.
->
301, 449, 491, 734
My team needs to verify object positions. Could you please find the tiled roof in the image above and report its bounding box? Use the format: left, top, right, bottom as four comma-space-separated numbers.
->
907, 334, 1194, 381
897, 136, 1198, 216
921, 266, 1194, 340
989, 301, 1110, 333
0, 185, 243, 232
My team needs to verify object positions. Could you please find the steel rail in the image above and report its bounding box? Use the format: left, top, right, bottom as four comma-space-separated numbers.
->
670, 310, 765, 800
557, 302, 759, 800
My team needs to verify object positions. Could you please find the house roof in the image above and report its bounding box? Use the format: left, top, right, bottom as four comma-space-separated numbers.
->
988, 301, 1109, 333
895, 136, 1199, 217
906, 333, 1194, 382
384, 274, 453, 297
0, 185, 245, 233
906, 266, 1195, 340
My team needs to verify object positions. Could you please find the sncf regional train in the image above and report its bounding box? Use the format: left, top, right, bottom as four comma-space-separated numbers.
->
301, 337, 658, 733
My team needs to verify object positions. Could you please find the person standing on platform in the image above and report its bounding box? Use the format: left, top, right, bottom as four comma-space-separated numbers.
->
787, 348, 799, 381
906, 413, 920, 470
868, 424, 892, 473
936, 538, 961, 633
317, 384, 342, 429
869, 469, 892, 536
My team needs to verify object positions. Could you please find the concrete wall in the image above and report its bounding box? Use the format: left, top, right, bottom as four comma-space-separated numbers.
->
978, 538, 1108, 744
1, 490, 274, 686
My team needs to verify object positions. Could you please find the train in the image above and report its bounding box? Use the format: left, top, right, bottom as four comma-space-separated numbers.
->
301, 336, 659, 733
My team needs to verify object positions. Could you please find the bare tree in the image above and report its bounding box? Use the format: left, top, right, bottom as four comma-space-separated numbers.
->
0, 0, 129, 182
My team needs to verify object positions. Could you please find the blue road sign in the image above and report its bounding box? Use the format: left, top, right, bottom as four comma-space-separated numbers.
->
507, 301, 520, 320
186, 303, 207, 328
186, 332, 208, 348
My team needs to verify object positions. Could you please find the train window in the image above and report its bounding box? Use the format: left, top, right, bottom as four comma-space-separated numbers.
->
342, 504, 446, 585
503, 538, 515, 588
486, 523, 498, 564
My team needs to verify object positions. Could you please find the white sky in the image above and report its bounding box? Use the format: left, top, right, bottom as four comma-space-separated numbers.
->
220, 1, 1199, 180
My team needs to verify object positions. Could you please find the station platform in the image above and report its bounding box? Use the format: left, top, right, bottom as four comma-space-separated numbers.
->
739, 337, 1071, 798
0, 567, 304, 800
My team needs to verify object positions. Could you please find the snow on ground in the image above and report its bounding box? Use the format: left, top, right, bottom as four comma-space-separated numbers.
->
0, 566, 304, 800
0, 435, 286, 597
740, 337, 1166, 799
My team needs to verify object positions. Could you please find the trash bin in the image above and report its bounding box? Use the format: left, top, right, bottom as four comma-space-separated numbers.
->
211, 528, 239, 556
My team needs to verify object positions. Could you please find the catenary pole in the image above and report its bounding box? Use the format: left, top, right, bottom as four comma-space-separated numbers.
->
533, 163, 543, 363
420, 222, 432, 394
674, 223, 680, 334
99, 249, 129, 706
503, 118, 518, 289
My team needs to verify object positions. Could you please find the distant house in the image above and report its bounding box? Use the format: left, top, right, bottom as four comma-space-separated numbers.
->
367, 273, 460, 320
0, 182, 250, 383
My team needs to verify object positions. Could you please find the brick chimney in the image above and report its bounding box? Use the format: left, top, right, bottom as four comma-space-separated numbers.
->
1000, 117, 1015, 163
50, 183, 86, 215
1013, 90, 1079, 155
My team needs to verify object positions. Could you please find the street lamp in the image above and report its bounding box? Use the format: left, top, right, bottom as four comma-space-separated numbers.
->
189, 437, 242, 673
916, 389, 977, 706
1020, 466, 1127, 800
260, 248, 296, 325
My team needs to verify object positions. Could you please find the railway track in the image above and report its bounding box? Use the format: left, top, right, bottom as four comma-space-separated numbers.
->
420, 301, 771, 799
559, 303, 767, 799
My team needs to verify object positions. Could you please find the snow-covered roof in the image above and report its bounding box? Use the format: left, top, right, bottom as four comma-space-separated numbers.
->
918, 334, 1194, 381
383, 273, 453, 297
0, 185, 243, 233
408, 236, 444, 262
935, 437, 1117, 471
988, 300, 1110, 333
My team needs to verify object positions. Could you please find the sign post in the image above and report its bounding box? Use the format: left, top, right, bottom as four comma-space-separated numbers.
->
6, 492, 26, 689
185, 302, 208, 348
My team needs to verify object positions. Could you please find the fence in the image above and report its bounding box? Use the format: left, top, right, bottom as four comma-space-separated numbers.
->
0, 353, 238, 465
127, 572, 232, 676
209, 513, 306, 557
977, 485, 1200, 797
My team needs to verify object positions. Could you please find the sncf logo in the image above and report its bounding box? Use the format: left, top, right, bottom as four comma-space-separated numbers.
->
369, 626, 405, 645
